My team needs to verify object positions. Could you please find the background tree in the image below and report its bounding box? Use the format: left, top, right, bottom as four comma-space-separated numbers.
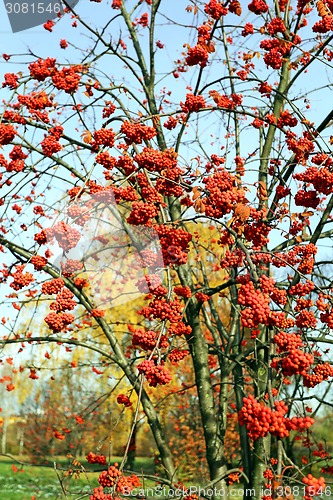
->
1, 1, 333, 499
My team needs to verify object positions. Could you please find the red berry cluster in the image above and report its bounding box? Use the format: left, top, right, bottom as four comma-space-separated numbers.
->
90, 309, 105, 318
320, 309, 333, 329
51, 66, 82, 94
168, 321, 192, 336
132, 329, 168, 350
112, 185, 138, 202
2, 73, 19, 90
28, 58, 56, 81
137, 359, 172, 387
238, 395, 314, 440
180, 93, 206, 113
275, 184, 291, 201
86, 451, 107, 465
102, 101, 116, 118
203, 169, 245, 218
136, 274, 167, 296
302, 474, 326, 499
74, 277, 89, 289
295, 298, 314, 312
40, 135, 62, 157
294, 165, 333, 196
95, 151, 117, 170
195, 292, 210, 302
289, 280, 315, 297
295, 309, 317, 329
67, 204, 91, 227
31, 225, 48, 245
10, 265, 34, 290
120, 121, 156, 144
303, 363, 333, 388
295, 189, 320, 209
90, 486, 113, 500
51, 221, 81, 252
286, 131, 315, 165
114, 474, 140, 495
116, 394, 132, 407
260, 38, 291, 70
93, 128, 115, 148
50, 288, 76, 312
168, 348, 189, 363
42, 278, 65, 295
220, 249, 245, 269
138, 297, 182, 323
174, 286, 192, 298
266, 17, 286, 35
44, 312, 75, 332
60, 259, 84, 277
163, 116, 178, 130
127, 201, 158, 226
155, 224, 192, 266
271, 349, 314, 377
248, 0, 268, 14
0, 124, 17, 146
204, 0, 227, 19
30, 255, 48, 270
111, 0, 121, 8
134, 147, 177, 173
237, 279, 271, 328
98, 464, 122, 487
273, 331, 303, 352
185, 44, 210, 68
18, 91, 53, 112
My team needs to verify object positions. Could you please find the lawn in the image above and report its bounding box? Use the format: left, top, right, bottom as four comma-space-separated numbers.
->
0, 456, 154, 499
0, 456, 248, 499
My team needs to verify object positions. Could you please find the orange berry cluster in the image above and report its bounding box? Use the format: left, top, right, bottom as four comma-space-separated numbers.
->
180, 93, 206, 113
41, 135, 62, 157
44, 312, 75, 332
42, 278, 64, 295
0, 124, 17, 146
138, 297, 182, 323
168, 348, 189, 363
10, 265, 34, 290
120, 121, 156, 144
60, 259, 84, 277
90, 486, 113, 500
116, 394, 132, 407
136, 274, 167, 296
238, 395, 314, 440
50, 288, 76, 312
30, 255, 48, 270
127, 201, 158, 226
93, 128, 115, 148
86, 451, 107, 465
98, 464, 122, 487
132, 329, 168, 351
137, 359, 172, 387
302, 474, 326, 499
238, 279, 271, 328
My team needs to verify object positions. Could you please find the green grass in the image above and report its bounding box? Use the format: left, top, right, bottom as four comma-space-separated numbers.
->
0, 456, 247, 499
0, 456, 154, 499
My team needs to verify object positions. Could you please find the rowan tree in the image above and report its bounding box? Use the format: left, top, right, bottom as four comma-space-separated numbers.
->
1, 1, 333, 499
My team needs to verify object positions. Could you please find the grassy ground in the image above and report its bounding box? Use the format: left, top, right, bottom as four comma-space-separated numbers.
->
0, 456, 153, 499
0, 456, 246, 499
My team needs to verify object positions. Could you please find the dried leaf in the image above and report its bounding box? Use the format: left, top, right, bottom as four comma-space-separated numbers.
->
234, 203, 251, 221
81, 130, 92, 144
